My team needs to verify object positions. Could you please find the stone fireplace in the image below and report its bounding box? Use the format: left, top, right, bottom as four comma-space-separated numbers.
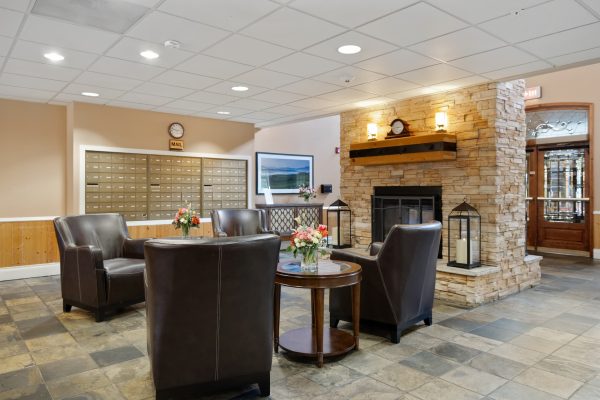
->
339, 81, 541, 307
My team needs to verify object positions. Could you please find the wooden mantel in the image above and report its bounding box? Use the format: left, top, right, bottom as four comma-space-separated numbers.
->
349, 133, 457, 166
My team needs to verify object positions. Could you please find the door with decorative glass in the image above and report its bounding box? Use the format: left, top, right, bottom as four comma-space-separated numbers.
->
525, 104, 592, 255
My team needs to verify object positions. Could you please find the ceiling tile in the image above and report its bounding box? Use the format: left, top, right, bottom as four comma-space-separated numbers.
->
396, 64, 471, 86
62, 83, 125, 99
107, 100, 155, 110
580, 0, 600, 15
518, 22, 600, 58
289, 0, 415, 28
446, 75, 490, 88
0, 36, 11, 56
409, 28, 506, 62
251, 90, 306, 103
106, 37, 194, 68
20, 15, 119, 53
0, 84, 56, 101
262, 104, 309, 116
164, 99, 217, 112
548, 46, 600, 66
450, 46, 538, 74
183, 91, 239, 105
153, 106, 198, 116
304, 31, 398, 64
0, 0, 29, 12
117, 92, 173, 106
356, 49, 439, 75
158, 0, 278, 31
205, 105, 253, 116
483, 60, 553, 80
122, 0, 163, 7
0, 8, 23, 36
4, 59, 81, 81
232, 69, 301, 89
427, 0, 547, 24
152, 70, 219, 90
312, 66, 385, 86
53, 92, 110, 104
175, 54, 253, 79
227, 116, 261, 123
241, 111, 283, 120
11, 40, 98, 69
264, 53, 343, 77
75, 71, 143, 91
353, 77, 418, 95
203, 34, 293, 66
226, 98, 277, 111
241, 8, 344, 50
319, 87, 375, 103
357, 2, 467, 47
287, 97, 338, 109
204, 80, 268, 97
479, 0, 597, 43
134, 82, 195, 99
278, 79, 342, 96
89, 57, 165, 80
126, 11, 229, 53
0, 72, 66, 91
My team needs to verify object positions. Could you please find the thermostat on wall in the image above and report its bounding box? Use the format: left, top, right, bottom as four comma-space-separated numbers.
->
321, 184, 333, 193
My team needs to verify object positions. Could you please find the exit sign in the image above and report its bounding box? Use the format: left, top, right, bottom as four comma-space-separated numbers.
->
524, 86, 542, 100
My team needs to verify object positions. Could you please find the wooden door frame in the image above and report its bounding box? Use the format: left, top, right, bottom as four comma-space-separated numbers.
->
525, 102, 594, 255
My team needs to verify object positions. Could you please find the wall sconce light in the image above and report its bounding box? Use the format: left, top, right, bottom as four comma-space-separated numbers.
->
367, 123, 378, 140
435, 111, 448, 132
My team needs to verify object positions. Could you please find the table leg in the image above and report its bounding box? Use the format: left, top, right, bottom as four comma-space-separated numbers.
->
351, 283, 361, 350
274, 283, 281, 353
311, 289, 316, 328
315, 288, 324, 368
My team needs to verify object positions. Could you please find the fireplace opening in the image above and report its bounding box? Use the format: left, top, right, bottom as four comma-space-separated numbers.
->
372, 186, 442, 257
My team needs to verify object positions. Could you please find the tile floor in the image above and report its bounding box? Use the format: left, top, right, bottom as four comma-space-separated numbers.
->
0, 255, 599, 399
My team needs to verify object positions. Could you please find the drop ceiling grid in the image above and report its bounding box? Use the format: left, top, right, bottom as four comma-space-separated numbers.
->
0, 0, 597, 126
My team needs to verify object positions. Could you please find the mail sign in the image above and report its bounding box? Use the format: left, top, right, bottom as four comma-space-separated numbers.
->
169, 139, 184, 151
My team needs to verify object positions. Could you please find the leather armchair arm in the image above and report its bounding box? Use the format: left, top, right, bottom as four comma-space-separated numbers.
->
64, 245, 104, 270
123, 238, 151, 259
369, 242, 384, 256
331, 248, 378, 268
260, 228, 280, 236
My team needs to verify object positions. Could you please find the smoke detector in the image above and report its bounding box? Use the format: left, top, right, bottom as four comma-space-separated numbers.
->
339, 74, 355, 84
164, 40, 181, 49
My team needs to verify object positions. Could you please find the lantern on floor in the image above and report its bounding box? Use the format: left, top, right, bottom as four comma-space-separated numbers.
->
447, 200, 481, 269
327, 199, 352, 248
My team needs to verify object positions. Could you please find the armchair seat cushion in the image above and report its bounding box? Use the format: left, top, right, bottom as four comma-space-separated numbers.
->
103, 258, 146, 275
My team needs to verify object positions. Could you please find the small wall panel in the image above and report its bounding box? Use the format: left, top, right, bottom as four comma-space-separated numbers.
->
0, 221, 60, 268
128, 222, 213, 239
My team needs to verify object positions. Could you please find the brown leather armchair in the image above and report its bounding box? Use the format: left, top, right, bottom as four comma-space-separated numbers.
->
53, 214, 149, 322
211, 208, 278, 237
329, 222, 442, 343
144, 234, 281, 399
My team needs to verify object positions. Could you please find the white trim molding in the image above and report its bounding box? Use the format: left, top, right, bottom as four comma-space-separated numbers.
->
0, 216, 58, 222
0, 263, 59, 281
594, 249, 600, 260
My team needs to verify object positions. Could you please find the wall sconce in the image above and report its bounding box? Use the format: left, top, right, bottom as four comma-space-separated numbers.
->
367, 123, 378, 141
435, 111, 448, 132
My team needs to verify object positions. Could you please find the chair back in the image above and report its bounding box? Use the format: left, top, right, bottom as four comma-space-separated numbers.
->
211, 208, 268, 237
53, 214, 129, 262
144, 234, 280, 391
377, 222, 442, 323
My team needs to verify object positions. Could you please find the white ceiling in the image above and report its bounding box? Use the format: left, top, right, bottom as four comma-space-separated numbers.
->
0, 0, 600, 127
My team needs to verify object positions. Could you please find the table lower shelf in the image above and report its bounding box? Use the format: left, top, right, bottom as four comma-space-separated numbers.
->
278, 327, 356, 358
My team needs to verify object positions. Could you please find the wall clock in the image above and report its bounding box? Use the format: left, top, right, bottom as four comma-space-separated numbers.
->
386, 118, 410, 139
168, 122, 184, 139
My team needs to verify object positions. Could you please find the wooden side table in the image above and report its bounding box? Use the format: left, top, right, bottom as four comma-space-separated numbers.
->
274, 260, 362, 368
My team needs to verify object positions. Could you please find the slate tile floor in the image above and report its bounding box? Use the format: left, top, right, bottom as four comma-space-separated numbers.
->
0, 255, 600, 399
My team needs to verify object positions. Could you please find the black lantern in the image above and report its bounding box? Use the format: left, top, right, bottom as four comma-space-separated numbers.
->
447, 200, 481, 269
327, 199, 352, 248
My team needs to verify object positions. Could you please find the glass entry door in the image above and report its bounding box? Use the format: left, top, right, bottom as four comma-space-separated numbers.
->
528, 146, 590, 253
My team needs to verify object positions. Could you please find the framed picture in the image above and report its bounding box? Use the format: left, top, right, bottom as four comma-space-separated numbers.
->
256, 152, 314, 195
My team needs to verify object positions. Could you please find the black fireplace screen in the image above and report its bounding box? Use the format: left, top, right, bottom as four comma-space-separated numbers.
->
372, 186, 442, 257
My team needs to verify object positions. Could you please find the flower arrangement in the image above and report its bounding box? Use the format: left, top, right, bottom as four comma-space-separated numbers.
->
298, 184, 317, 202
287, 217, 328, 271
172, 204, 200, 237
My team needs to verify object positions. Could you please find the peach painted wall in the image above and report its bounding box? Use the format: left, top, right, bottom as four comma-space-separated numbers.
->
254, 115, 341, 206
68, 102, 256, 214
0, 99, 66, 218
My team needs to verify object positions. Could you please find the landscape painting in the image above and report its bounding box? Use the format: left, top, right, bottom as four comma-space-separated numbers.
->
256, 152, 314, 194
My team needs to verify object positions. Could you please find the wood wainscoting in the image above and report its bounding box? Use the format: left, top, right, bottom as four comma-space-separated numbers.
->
0, 219, 213, 269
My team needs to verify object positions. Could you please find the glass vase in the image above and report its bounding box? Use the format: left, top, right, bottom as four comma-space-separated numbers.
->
181, 224, 190, 238
300, 247, 318, 272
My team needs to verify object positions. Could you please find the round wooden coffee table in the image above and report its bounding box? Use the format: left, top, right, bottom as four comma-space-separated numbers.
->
274, 260, 362, 368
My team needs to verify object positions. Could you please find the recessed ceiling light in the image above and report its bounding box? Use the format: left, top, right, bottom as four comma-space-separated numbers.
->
337, 45, 361, 55
44, 52, 64, 62
217, 111, 231, 115
140, 50, 159, 59
231, 86, 249, 92
81, 92, 100, 97
164, 40, 181, 49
